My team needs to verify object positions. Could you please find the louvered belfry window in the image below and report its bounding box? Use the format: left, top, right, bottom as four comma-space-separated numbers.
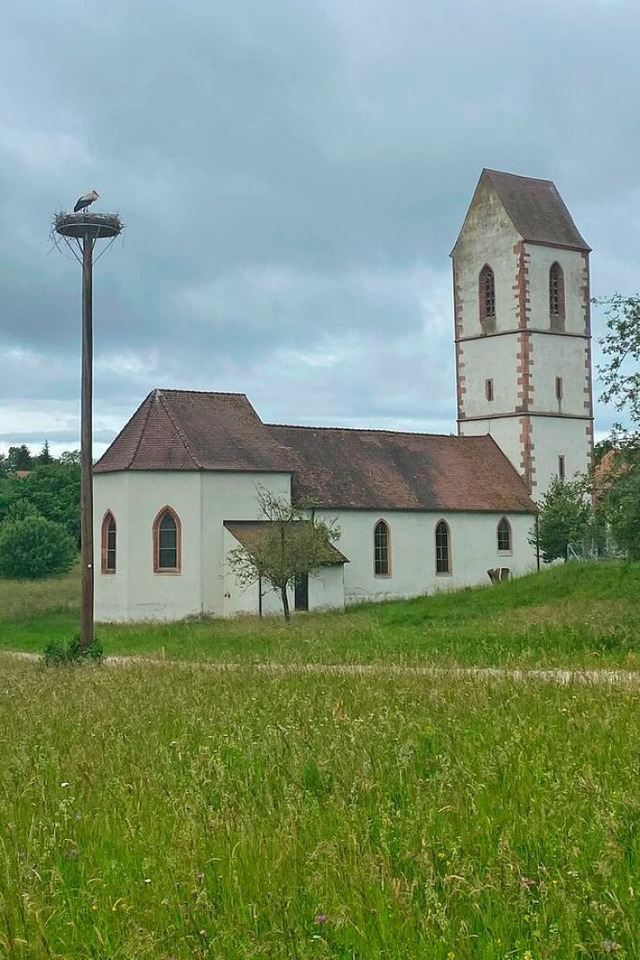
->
479, 265, 495, 323
549, 262, 565, 325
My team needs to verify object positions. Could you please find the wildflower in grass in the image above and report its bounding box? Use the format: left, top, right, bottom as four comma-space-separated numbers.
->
523, 951, 534, 960
315, 914, 328, 925
602, 940, 621, 954
60, 782, 70, 788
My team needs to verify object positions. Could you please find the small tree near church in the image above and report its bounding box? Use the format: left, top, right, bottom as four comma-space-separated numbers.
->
227, 488, 341, 621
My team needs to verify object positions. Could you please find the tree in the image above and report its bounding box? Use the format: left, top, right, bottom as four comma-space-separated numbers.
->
596, 295, 640, 430
227, 488, 340, 620
593, 295, 640, 558
533, 476, 593, 562
38, 440, 54, 465
0, 461, 80, 546
6, 445, 32, 472
596, 445, 640, 560
0, 515, 77, 580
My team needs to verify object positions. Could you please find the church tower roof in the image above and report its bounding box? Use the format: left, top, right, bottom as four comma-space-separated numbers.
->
452, 169, 591, 253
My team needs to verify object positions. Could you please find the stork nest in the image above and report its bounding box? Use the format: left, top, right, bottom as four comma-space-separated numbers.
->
53, 210, 124, 241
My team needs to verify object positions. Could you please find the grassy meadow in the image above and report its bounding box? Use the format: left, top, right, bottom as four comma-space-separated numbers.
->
0, 564, 639, 957
0, 561, 639, 668
0, 658, 639, 959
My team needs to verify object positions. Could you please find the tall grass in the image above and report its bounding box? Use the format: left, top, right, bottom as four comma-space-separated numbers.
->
1, 562, 639, 669
0, 658, 638, 958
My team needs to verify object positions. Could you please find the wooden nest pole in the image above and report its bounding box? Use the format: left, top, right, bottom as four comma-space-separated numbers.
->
54, 211, 123, 651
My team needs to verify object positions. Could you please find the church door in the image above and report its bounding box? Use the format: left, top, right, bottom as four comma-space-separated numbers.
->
294, 573, 309, 611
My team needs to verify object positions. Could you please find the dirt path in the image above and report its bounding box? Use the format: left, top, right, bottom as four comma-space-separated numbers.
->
4, 650, 640, 686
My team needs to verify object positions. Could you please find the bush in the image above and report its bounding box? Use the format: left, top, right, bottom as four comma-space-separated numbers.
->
42, 634, 103, 666
0, 515, 77, 580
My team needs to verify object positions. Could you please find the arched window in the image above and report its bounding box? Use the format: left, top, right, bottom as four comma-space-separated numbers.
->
497, 517, 512, 553
549, 262, 565, 329
153, 507, 182, 573
101, 511, 116, 573
479, 265, 496, 330
435, 520, 451, 574
374, 520, 390, 576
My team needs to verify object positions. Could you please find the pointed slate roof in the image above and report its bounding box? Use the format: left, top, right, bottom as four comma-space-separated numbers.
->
269, 424, 535, 513
454, 169, 590, 252
93, 389, 294, 473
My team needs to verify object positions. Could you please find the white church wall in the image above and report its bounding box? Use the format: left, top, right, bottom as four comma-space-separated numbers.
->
529, 332, 590, 418
200, 472, 292, 615
459, 335, 520, 419
319, 509, 536, 605
95, 470, 292, 621
453, 181, 521, 339
308, 565, 345, 612
94, 472, 131, 622
531, 417, 592, 496
525, 245, 588, 336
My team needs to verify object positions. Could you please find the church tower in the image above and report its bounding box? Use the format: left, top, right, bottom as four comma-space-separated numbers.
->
451, 169, 593, 499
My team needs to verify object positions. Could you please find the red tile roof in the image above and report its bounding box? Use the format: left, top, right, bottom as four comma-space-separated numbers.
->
94, 389, 294, 473
269, 424, 535, 513
224, 520, 348, 564
482, 169, 590, 251
95, 390, 535, 514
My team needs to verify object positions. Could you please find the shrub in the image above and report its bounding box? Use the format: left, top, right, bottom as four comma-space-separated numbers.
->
42, 634, 103, 666
0, 515, 77, 580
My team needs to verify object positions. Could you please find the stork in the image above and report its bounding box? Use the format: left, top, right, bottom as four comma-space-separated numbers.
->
73, 190, 100, 213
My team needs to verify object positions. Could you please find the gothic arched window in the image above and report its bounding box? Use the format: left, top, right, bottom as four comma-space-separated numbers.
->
497, 517, 512, 554
153, 507, 182, 573
101, 511, 116, 573
374, 520, 390, 576
479, 265, 496, 330
435, 520, 451, 574
549, 262, 565, 329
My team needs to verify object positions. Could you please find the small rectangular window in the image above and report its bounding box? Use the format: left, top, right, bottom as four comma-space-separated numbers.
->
485, 378, 494, 402
555, 377, 563, 401
558, 455, 565, 480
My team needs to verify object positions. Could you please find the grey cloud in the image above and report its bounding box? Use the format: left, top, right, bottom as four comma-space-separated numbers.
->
0, 0, 638, 452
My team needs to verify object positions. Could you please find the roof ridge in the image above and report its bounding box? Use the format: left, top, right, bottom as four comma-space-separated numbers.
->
156, 390, 203, 469
155, 387, 248, 399
124, 392, 154, 469
269, 422, 468, 440
484, 168, 554, 185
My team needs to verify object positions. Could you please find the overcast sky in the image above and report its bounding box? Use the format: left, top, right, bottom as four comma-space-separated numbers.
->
0, 0, 637, 457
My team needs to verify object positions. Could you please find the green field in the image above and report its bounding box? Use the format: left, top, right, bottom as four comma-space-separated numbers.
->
0, 564, 639, 957
0, 562, 639, 669
0, 658, 639, 959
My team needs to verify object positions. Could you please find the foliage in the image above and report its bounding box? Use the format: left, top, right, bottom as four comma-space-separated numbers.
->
531, 476, 594, 562
227, 488, 340, 620
0, 515, 77, 580
596, 294, 640, 427
5, 444, 33, 472
596, 445, 640, 560
0, 460, 80, 545
42, 633, 103, 666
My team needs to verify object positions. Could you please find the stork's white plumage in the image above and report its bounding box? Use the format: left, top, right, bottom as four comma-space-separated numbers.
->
73, 190, 100, 213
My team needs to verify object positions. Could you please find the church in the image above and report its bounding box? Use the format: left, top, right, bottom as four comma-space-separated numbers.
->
93, 169, 594, 621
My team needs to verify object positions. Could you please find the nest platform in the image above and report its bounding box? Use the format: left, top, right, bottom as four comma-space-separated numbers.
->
54, 212, 123, 240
